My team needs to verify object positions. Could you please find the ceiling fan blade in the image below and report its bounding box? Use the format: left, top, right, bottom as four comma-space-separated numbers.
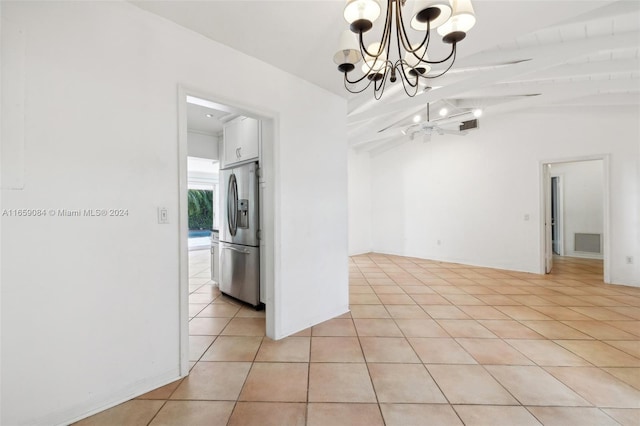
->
438, 128, 465, 135
433, 110, 475, 126
378, 102, 435, 133
403, 123, 421, 134
377, 115, 416, 133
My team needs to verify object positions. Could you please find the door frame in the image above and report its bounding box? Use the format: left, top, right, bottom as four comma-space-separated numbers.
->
543, 163, 553, 273
177, 85, 278, 376
539, 154, 610, 282
550, 175, 564, 256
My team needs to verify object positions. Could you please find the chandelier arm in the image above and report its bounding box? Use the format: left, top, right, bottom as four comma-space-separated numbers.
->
344, 69, 374, 85
403, 21, 431, 66
423, 44, 458, 78
394, 13, 410, 79
395, 0, 430, 54
374, 73, 389, 100
394, 61, 419, 89
343, 72, 375, 94
379, 60, 393, 94
394, 6, 427, 85
422, 42, 457, 65
400, 78, 421, 97
393, 33, 420, 90
394, 1, 412, 52
372, 59, 393, 100
395, 63, 421, 97
358, 1, 393, 59
394, 7, 437, 75
358, 31, 379, 59
382, 8, 392, 71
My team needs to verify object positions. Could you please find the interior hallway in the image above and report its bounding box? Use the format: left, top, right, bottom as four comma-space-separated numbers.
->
75, 252, 640, 425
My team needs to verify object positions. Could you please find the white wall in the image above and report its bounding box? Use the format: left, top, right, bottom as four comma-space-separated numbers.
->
187, 131, 218, 160
348, 148, 372, 255
550, 160, 604, 258
0, 2, 348, 425
354, 108, 638, 286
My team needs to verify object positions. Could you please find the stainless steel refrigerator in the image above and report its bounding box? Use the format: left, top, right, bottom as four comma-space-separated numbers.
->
219, 161, 261, 307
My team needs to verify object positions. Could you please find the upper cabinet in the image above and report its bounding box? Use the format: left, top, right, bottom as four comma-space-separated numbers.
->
221, 116, 260, 168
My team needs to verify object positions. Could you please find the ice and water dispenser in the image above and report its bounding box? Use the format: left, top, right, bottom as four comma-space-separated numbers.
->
237, 199, 249, 229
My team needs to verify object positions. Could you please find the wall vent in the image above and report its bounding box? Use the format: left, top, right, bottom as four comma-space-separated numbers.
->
575, 233, 601, 253
460, 119, 479, 131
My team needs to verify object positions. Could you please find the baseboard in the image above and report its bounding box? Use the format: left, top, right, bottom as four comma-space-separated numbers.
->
40, 368, 181, 426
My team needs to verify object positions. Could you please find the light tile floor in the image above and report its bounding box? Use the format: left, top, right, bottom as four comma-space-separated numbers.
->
76, 251, 640, 425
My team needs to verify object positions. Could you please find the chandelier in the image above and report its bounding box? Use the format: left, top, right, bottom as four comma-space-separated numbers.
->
333, 0, 476, 99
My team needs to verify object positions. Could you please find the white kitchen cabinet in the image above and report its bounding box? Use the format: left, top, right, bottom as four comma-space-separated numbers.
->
222, 116, 260, 168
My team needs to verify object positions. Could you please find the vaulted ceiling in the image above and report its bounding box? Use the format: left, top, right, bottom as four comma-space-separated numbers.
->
132, 1, 640, 153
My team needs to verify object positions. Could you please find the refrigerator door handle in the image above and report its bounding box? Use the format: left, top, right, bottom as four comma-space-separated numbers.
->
227, 173, 238, 236
223, 246, 250, 255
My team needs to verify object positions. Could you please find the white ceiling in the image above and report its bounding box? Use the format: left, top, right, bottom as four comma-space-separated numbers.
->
133, 0, 640, 153
188, 156, 219, 174
187, 102, 228, 135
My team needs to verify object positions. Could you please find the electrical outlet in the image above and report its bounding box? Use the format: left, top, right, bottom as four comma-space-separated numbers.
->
626, 256, 634, 265
158, 207, 168, 224
524, 214, 530, 221
437, 240, 441, 246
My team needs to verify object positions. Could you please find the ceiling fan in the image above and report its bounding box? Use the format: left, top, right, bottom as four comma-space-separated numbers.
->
401, 103, 481, 142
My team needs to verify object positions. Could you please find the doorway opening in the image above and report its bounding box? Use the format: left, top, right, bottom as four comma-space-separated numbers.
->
187, 157, 219, 251
178, 89, 276, 375
542, 157, 609, 282
551, 176, 562, 256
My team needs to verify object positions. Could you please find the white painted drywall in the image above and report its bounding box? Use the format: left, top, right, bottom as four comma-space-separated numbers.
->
357, 108, 638, 286
0, 2, 348, 425
187, 131, 219, 160
550, 160, 604, 259
348, 148, 372, 255
0, 15, 25, 190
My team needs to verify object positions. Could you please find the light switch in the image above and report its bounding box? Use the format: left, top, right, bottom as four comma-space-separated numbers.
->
158, 207, 169, 224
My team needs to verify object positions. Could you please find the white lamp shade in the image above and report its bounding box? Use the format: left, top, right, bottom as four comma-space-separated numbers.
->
333, 30, 363, 65
362, 43, 387, 73
404, 43, 431, 74
364, 42, 386, 59
404, 43, 426, 67
362, 59, 387, 74
344, 0, 382, 24
437, 0, 476, 36
410, 0, 452, 30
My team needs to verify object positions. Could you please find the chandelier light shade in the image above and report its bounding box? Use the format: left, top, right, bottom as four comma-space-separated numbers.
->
404, 43, 431, 75
362, 42, 388, 77
437, 0, 476, 40
333, 0, 477, 99
344, 0, 382, 29
410, 0, 452, 30
333, 30, 362, 70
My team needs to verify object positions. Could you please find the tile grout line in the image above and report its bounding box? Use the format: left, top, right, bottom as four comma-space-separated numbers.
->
372, 256, 529, 421
305, 327, 313, 425
349, 285, 386, 424
92, 252, 636, 425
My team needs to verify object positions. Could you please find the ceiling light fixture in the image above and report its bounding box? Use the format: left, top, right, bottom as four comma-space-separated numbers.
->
473, 108, 483, 117
205, 113, 214, 118
413, 115, 421, 123
439, 107, 448, 117
333, 0, 476, 99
